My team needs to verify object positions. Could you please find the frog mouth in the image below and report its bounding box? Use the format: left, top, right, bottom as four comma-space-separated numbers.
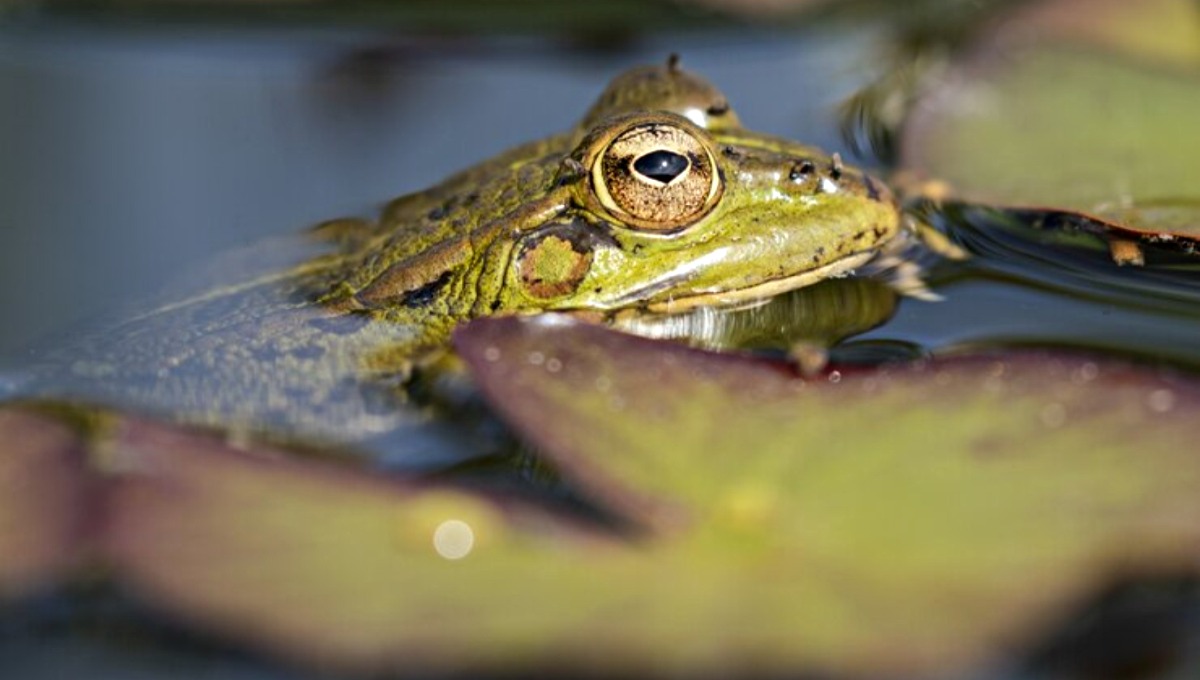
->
635, 250, 876, 314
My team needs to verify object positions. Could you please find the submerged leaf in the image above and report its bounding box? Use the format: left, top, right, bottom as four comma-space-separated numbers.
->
901, 0, 1200, 245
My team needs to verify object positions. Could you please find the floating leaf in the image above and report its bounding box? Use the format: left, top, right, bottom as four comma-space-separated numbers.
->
454, 315, 1200, 675
901, 0, 1200, 245
1010, 0, 1200, 68
96, 417, 627, 676
3, 313, 1200, 676
0, 409, 88, 598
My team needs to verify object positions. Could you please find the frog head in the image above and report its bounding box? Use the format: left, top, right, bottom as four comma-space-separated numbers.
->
342, 60, 900, 324
489, 61, 901, 315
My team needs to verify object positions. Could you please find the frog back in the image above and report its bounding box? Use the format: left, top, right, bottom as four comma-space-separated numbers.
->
5, 232, 421, 445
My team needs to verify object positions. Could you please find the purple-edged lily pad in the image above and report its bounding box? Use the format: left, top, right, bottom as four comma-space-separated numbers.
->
456, 314, 1200, 676
901, 0, 1200, 247
0, 409, 89, 597
5, 307, 1200, 677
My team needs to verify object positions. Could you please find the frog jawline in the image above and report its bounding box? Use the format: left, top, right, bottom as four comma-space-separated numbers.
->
643, 250, 875, 314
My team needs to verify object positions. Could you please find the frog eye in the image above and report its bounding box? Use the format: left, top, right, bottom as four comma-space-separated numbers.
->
592, 121, 722, 232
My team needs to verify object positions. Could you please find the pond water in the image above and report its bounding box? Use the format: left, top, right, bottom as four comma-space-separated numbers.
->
859, 205, 1200, 367
2, 6, 1200, 680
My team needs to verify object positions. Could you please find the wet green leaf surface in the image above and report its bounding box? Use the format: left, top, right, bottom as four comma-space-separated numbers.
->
456, 315, 1200, 675
901, 0, 1200, 242
1006, 0, 1200, 69
1, 310, 1197, 676
4, 313, 1200, 676
94, 418, 631, 676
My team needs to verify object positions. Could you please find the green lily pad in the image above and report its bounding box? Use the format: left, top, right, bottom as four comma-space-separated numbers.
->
0, 409, 88, 598
901, 0, 1200, 244
7, 311, 1200, 676
1010, 0, 1200, 69
96, 417, 630, 675
454, 315, 1200, 675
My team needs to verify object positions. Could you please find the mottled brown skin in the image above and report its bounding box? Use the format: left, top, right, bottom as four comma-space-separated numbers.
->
5, 60, 902, 445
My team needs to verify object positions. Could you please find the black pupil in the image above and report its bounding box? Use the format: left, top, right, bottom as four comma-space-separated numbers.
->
632, 150, 689, 184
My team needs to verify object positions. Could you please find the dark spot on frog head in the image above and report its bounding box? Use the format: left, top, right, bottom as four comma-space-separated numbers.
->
401, 270, 453, 308
707, 100, 730, 116
427, 200, 455, 222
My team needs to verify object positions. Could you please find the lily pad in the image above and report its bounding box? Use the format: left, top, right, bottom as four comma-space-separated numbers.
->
901, 0, 1200, 244
1009, 0, 1200, 68
454, 314, 1200, 675
95, 417, 629, 676
0, 409, 88, 598
3, 314, 1200, 676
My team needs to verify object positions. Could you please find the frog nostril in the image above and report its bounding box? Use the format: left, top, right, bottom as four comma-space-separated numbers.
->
633, 150, 690, 184
789, 160, 816, 181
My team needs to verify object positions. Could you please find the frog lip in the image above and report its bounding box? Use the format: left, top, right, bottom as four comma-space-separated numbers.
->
639, 250, 876, 314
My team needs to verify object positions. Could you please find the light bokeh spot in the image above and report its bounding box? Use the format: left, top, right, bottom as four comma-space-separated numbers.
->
432, 519, 475, 560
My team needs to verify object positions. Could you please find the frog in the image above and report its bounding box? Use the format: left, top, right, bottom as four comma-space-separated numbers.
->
4, 56, 917, 448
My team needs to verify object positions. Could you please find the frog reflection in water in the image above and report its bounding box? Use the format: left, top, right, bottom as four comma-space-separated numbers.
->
13, 59, 925, 444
